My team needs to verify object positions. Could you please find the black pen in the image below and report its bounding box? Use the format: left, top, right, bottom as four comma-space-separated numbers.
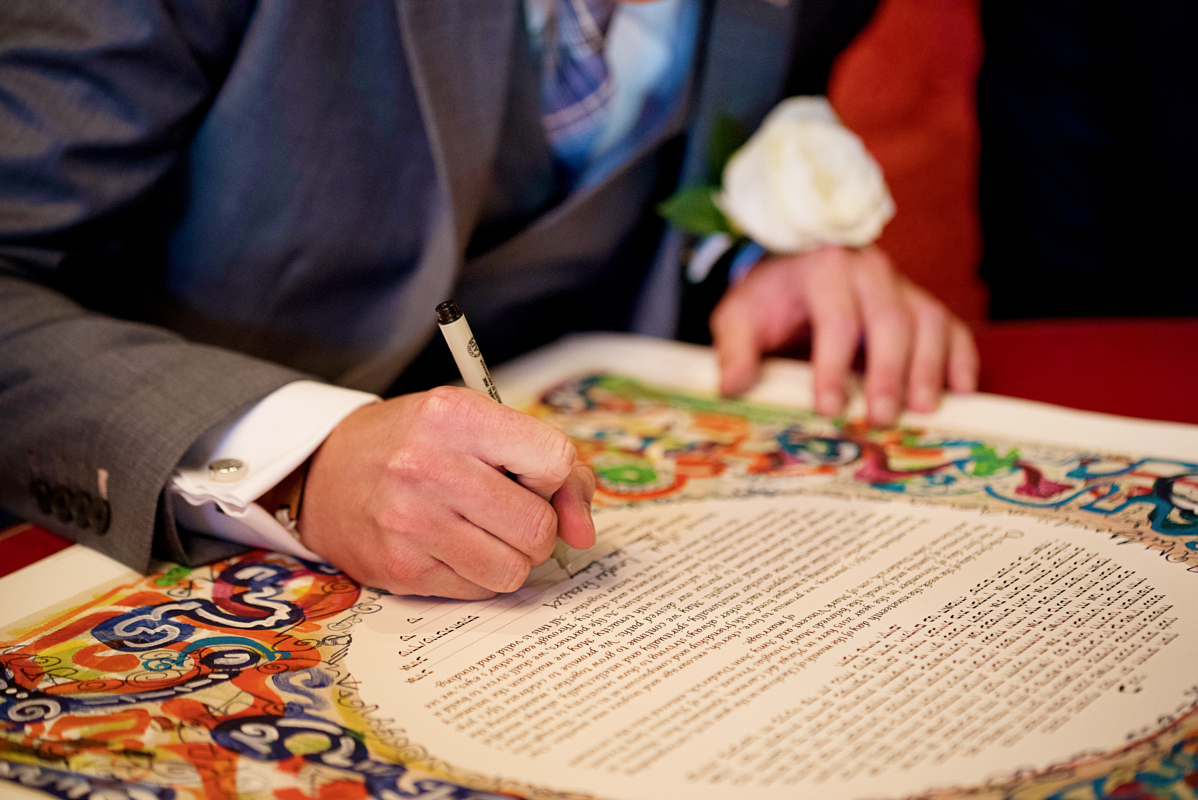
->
435, 300, 502, 403
435, 300, 577, 573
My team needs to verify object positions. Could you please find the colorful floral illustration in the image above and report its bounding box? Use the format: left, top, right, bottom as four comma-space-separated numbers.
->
532, 375, 1198, 559
3, 373, 1198, 799
0, 555, 495, 799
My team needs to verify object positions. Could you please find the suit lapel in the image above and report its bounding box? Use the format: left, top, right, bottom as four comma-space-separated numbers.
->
631, 0, 800, 338
395, 0, 798, 256
338, 1, 515, 391
395, 0, 517, 259
462, 0, 803, 284
681, 0, 800, 185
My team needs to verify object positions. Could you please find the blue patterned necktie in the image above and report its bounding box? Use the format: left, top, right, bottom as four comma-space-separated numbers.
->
540, 0, 619, 180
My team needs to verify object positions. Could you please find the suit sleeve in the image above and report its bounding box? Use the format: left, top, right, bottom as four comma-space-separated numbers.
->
0, 0, 308, 571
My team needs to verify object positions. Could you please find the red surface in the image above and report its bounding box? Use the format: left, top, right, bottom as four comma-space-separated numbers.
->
0, 524, 72, 579
975, 319, 1198, 425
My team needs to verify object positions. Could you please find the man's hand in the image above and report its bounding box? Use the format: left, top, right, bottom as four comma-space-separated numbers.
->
298, 387, 596, 599
710, 245, 978, 426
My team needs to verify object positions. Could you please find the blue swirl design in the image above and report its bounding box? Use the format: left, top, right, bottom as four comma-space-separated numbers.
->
1071, 475, 1198, 535
1044, 737, 1198, 800
212, 715, 505, 798
0, 668, 64, 726
272, 667, 333, 716
0, 657, 267, 724
776, 430, 861, 466
94, 562, 303, 651
0, 761, 175, 800
2, 560, 306, 726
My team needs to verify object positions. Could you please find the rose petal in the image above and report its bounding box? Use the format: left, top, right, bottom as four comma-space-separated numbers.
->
717, 96, 894, 254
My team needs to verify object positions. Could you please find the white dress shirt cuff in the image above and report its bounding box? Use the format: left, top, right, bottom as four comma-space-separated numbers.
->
169, 380, 379, 561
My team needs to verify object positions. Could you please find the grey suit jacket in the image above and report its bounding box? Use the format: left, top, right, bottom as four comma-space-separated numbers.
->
0, 0, 876, 571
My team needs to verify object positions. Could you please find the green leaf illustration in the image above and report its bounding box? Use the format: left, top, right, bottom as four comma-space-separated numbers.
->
969, 444, 1020, 477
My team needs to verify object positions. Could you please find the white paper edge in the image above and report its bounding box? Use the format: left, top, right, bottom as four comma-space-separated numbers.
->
0, 544, 135, 632
494, 332, 1198, 462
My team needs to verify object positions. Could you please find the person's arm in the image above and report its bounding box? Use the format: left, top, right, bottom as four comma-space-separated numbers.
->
0, 0, 304, 570
168, 381, 380, 561
0, 1, 597, 594
0, 274, 305, 570
708, 0, 978, 425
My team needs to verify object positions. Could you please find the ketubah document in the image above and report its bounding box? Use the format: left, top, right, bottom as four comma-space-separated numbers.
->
3, 334, 1198, 800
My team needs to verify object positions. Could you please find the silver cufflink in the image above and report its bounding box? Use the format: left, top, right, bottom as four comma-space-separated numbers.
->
208, 458, 247, 483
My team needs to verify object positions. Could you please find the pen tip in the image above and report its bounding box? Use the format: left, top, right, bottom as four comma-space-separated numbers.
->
436, 300, 462, 325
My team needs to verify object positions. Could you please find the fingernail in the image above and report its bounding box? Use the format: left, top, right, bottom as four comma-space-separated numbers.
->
871, 395, 898, 426
817, 391, 843, 416
583, 502, 593, 529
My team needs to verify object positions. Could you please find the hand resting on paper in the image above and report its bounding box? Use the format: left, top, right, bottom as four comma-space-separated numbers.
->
297, 387, 596, 599
710, 244, 979, 427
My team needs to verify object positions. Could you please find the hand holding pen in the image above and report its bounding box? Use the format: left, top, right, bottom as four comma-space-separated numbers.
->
294, 301, 595, 599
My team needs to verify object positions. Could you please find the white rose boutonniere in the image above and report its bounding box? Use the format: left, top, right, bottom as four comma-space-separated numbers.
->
719, 97, 894, 252
659, 96, 894, 255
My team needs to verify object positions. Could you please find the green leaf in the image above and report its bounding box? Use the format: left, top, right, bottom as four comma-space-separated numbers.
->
707, 114, 749, 186
657, 185, 732, 236
155, 565, 192, 587
969, 444, 1020, 477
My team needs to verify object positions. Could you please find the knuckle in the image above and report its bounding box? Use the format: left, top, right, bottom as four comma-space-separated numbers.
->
384, 448, 432, 487
859, 254, 892, 280
522, 500, 559, 552
376, 500, 416, 538
873, 304, 913, 333
813, 364, 849, 393
380, 547, 428, 588
810, 245, 848, 271
916, 301, 949, 331
418, 385, 479, 427
908, 353, 942, 381
540, 430, 577, 481
866, 368, 902, 392
820, 312, 860, 339
492, 553, 531, 594
813, 363, 846, 387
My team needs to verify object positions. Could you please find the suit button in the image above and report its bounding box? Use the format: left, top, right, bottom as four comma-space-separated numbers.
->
90, 497, 111, 534
70, 491, 93, 530
50, 486, 73, 523
30, 480, 52, 514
